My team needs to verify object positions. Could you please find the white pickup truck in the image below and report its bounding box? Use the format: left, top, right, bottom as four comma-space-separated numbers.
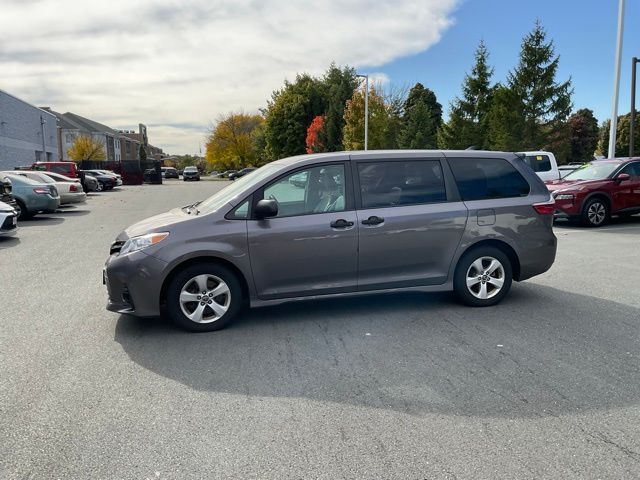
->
518, 151, 560, 182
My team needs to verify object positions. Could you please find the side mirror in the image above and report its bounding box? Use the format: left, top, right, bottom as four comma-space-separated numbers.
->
616, 173, 630, 184
254, 199, 278, 219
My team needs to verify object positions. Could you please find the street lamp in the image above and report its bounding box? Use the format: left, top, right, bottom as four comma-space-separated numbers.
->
608, 0, 625, 158
356, 74, 369, 151
631, 56, 639, 157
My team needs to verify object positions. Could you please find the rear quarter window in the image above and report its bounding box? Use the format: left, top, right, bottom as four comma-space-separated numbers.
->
448, 157, 530, 201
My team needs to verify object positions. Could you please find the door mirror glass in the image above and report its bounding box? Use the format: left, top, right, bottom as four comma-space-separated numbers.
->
255, 199, 278, 219
616, 173, 631, 183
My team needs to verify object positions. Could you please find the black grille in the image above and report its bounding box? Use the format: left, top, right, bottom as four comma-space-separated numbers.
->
110, 240, 125, 255
49, 186, 58, 197
1, 214, 17, 230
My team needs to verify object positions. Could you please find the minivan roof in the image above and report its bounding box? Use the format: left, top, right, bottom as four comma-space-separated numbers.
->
271, 149, 520, 167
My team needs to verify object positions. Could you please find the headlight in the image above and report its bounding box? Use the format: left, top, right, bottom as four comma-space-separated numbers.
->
119, 232, 169, 255
555, 194, 574, 200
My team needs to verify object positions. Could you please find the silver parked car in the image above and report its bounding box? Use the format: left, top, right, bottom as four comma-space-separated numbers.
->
104, 150, 557, 331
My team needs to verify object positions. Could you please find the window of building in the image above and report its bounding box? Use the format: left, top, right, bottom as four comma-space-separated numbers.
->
358, 160, 446, 208
448, 157, 530, 201
261, 164, 346, 217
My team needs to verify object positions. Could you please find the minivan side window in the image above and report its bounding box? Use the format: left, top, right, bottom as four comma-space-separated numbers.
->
358, 160, 446, 208
261, 164, 346, 217
448, 157, 530, 201
524, 155, 552, 173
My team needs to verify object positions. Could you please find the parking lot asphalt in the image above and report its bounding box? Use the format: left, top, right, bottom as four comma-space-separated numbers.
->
1, 180, 640, 479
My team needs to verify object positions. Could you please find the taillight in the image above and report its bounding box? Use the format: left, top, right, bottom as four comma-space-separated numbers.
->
533, 199, 556, 215
69, 184, 78, 192
33, 187, 50, 195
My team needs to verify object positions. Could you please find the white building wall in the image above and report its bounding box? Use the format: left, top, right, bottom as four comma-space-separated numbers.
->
0, 89, 59, 170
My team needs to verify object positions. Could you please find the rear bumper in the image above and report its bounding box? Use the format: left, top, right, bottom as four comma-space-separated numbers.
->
518, 233, 557, 281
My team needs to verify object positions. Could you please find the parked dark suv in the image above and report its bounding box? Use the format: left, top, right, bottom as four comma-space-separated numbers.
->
105, 150, 557, 331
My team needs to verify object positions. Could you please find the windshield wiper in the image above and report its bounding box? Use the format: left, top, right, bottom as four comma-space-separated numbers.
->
183, 201, 202, 215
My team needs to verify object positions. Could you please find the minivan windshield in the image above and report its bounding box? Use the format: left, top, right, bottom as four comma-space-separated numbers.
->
562, 162, 620, 181
195, 163, 283, 215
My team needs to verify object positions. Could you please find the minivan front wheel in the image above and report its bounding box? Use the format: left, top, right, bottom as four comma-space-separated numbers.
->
166, 263, 243, 332
454, 247, 512, 307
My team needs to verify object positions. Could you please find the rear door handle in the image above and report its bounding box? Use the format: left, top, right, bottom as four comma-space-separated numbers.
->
361, 215, 384, 226
330, 219, 354, 228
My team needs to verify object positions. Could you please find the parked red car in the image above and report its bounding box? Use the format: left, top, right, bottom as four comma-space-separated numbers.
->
31, 161, 78, 178
546, 158, 640, 227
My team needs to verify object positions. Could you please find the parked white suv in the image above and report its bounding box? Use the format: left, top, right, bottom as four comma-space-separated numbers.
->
519, 151, 560, 182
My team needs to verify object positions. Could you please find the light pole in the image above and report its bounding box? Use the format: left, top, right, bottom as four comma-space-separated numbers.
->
608, 0, 625, 158
39, 115, 47, 161
356, 74, 369, 150
631, 56, 638, 157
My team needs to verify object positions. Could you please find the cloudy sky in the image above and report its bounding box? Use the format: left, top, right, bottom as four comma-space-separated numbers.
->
1, 0, 458, 154
2, 0, 639, 155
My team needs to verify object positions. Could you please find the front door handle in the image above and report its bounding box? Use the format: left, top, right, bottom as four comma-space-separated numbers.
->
361, 215, 384, 226
330, 219, 354, 228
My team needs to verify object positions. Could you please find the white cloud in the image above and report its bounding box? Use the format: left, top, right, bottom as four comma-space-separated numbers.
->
0, 0, 459, 154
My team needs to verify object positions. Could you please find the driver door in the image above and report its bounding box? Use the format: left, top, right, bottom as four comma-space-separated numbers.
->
247, 161, 358, 300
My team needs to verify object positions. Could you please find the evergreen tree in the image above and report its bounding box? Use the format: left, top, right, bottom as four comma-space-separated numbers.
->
486, 85, 525, 151
507, 20, 572, 149
438, 40, 494, 149
318, 64, 358, 151
399, 99, 436, 149
567, 109, 599, 162
399, 83, 441, 148
139, 144, 147, 163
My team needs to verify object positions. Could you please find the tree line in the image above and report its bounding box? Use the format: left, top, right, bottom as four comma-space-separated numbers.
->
205, 21, 639, 171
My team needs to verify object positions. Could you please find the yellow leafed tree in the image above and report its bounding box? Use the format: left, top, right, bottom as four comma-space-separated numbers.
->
67, 135, 106, 163
205, 112, 264, 170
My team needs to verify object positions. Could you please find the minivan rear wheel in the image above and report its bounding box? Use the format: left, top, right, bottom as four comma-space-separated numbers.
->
166, 263, 243, 332
454, 247, 513, 307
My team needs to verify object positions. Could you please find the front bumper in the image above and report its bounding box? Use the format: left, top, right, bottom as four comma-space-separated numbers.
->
104, 249, 168, 317
0, 212, 18, 236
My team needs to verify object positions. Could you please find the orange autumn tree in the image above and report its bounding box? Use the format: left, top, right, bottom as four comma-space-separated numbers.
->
305, 115, 325, 153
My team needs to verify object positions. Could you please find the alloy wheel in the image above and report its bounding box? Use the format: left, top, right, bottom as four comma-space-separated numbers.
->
465, 256, 505, 300
179, 274, 231, 323
587, 202, 606, 226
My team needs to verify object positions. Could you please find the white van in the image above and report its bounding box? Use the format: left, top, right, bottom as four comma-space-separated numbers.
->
519, 151, 560, 182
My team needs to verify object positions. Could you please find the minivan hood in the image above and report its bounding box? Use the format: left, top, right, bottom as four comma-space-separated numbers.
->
118, 208, 191, 240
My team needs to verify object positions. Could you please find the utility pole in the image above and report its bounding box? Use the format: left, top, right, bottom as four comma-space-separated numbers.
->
631, 57, 638, 157
356, 74, 369, 150
39, 115, 47, 161
608, 0, 625, 158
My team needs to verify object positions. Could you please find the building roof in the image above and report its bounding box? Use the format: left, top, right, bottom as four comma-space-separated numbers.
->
61, 112, 119, 135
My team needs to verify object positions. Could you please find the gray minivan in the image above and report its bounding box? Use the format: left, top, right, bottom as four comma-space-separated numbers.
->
104, 150, 557, 331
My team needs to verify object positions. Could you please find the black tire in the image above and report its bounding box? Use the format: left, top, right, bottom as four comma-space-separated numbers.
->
15, 199, 33, 220
166, 263, 243, 332
581, 197, 609, 227
96, 182, 104, 192
454, 246, 513, 307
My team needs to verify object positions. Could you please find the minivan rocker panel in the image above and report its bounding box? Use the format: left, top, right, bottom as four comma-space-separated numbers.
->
105, 150, 557, 331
